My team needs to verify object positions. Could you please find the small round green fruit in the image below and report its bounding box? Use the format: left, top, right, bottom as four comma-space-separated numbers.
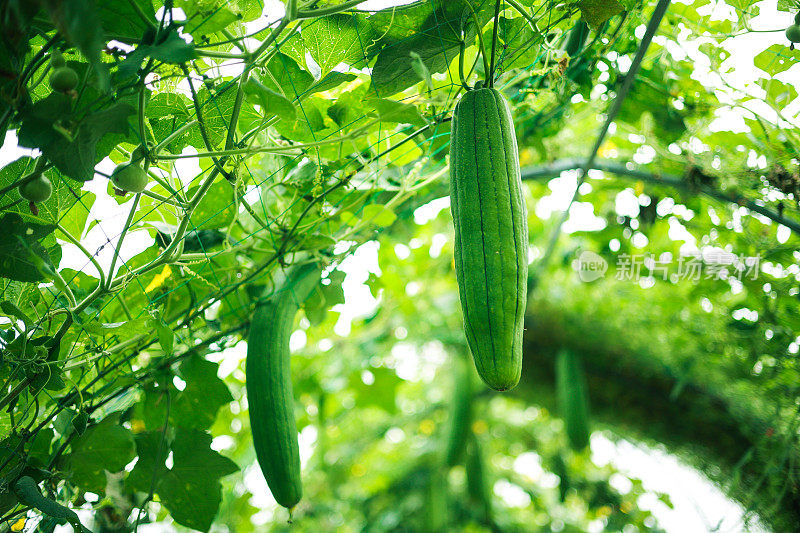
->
49, 67, 79, 92
19, 175, 52, 203
50, 50, 66, 69
111, 163, 149, 193
786, 24, 800, 43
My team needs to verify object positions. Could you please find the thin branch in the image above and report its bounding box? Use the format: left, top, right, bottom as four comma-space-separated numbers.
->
297, 0, 367, 19
536, 0, 672, 275
521, 158, 800, 236
488, 0, 502, 86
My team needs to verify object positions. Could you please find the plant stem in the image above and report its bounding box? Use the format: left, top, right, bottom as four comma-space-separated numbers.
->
0, 379, 31, 412
180, 65, 233, 181
57, 224, 106, 288
465, 3, 491, 81
106, 193, 141, 289
157, 121, 377, 160
489, 0, 502, 86
138, 83, 148, 147
297, 0, 367, 19
247, 19, 290, 72
151, 119, 198, 156
195, 49, 249, 60
505, 0, 538, 32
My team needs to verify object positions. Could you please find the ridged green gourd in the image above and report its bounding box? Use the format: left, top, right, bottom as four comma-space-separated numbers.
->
556, 349, 591, 450
450, 88, 528, 391
247, 263, 321, 510
443, 355, 473, 466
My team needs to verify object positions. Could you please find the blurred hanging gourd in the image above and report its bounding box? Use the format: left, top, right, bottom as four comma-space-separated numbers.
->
556, 349, 591, 450
246, 263, 321, 511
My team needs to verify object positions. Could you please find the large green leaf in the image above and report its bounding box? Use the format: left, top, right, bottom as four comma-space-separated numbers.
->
18, 96, 135, 182
63, 416, 136, 492
171, 356, 234, 429
156, 428, 238, 532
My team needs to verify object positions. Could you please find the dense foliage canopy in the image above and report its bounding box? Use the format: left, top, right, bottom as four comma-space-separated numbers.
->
1, 0, 800, 531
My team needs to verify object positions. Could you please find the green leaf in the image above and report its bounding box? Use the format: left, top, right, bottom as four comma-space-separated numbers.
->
181, 2, 240, 36
98, 0, 156, 42
298, 234, 337, 251
64, 416, 136, 492
498, 17, 544, 70
80, 318, 149, 339
758, 78, 798, 106
368, 98, 425, 126
274, 97, 332, 142
367, 0, 494, 97
243, 78, 296, 122
350, 367, 400, 413
18, 97, 135, 182
754, 44, 800, 75
154, 319, 175, 355
171, 356, 233, 430
369, 30, 459, 97
188, 87, 238, 149
289, 15, 375, 75
117, 30, 196, 79
617, 66, 686, 144
156, 428, 238, 532
409, 51, 433, 90
304, 269, 346, 325
259, 53, 314, 99
0, 300, 32, 326
149, 31, 196, 63
0, 280, 41, 318
321, 270, 346, 307
304, 71, 358, 96
133, 389, 170, 432
42, 0, 107, 87
577, 0, 625, 28
189, 178, 235, 229
148, 93, 192, 118
127, 431, 170, 493
362, 204, 397, 227
0, 214, 58, 283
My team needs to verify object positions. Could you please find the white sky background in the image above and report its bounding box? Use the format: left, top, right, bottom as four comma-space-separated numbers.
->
2, 0, 792, 531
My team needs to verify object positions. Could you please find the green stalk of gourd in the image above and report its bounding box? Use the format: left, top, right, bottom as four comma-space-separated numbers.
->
464, 434, 492, 524
556, 349, 591, 450
443, 353, 473, 467
425, 466, 450, 532
246, 262, 321, 511
450, 87, 528, 391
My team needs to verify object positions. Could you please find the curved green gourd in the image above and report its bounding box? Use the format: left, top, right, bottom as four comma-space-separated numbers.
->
246, 263, 321, 510
556, 349, 591, 450
13, 476, 86, 532
450, 88, 528, 391
443, 355, 473, 467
